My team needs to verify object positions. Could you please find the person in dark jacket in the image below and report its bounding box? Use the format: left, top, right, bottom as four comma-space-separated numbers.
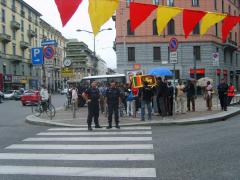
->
186, 80, 195, 112
218, 78, 228, 111
83, 81, 102, 131
139, 81, 153, 121
105, 81, 121, 129
157, 77, 168, 117
167, 81, 174, 116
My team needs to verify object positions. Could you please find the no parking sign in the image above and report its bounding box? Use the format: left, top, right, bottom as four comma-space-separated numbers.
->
43, 46, 55, 59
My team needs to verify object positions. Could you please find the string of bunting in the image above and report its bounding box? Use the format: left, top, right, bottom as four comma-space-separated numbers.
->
54, 0, 240, 42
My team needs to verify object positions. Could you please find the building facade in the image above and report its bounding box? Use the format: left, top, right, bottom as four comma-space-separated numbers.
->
65, 39, 107, 81
115, 0, 240, 89
0, 0, 66, 92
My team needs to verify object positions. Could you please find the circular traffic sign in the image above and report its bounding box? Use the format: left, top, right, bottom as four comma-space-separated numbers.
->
43, 46, 55, 59
169, 38, 178, 52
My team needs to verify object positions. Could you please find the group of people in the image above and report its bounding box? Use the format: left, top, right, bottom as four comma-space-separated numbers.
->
67, 77, 236, 131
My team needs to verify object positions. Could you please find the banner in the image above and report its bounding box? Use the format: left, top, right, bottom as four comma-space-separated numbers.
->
132, 75, 157, 88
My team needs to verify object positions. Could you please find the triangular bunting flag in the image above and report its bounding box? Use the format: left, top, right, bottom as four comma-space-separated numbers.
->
54, 0, 83, 27
200, 12, 227, 35
89, 0, 119, 36
130, 2, 157, 32
157, 6, 182, 35
183, 9, 207, 38
222, 16, 240, 42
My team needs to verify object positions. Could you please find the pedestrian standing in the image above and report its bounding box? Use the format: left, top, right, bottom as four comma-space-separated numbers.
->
139, 81, 153, 121
217, 78, 228, 111
157, 77, 168, 117
167, 81, 174, 116
186, 80, 195, 112
99, 83, 107, 114
71, 86, 78, 108
175, 80, 186, 114
227, 82, 235, 106
83, 81, 102, 131
106, 81, 121, 129
205, 81, 213, 111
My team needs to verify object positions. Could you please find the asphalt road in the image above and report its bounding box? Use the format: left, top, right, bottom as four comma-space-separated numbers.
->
0, 95, 240, 180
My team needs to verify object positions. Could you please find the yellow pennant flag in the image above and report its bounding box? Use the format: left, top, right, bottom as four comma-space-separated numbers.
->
157, 6, 182, 35
89, 0, 119, 36
200, 12, 227, 35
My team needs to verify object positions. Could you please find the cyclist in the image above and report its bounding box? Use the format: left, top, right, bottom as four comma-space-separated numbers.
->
40, 85, 49, 111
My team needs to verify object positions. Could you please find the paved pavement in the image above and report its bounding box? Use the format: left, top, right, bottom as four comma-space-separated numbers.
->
26, 96, 240, 127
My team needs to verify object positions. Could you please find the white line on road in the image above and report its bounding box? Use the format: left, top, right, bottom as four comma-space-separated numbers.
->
0, 166, 157, 178
6, 144, 154, 150
23, 137, 152, 142
37, 131, 152, 136
0, 153, 155, 161
47, 127, 152, 131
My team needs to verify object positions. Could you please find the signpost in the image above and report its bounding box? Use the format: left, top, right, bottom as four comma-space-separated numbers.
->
61, 68, 74, 78
212, 52, 219, 66
43, 46, 55, 59
31, 48, 43, 65
41, 40, 58, 46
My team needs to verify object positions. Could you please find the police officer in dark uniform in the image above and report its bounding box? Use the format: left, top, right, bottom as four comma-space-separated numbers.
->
106, 81, 121, 129
84, 81, 102, 131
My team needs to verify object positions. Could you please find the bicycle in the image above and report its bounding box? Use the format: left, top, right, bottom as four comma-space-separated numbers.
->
35, 100, 56, 119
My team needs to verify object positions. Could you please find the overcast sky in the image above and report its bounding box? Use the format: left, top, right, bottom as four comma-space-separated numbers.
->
24, 0, 116, 68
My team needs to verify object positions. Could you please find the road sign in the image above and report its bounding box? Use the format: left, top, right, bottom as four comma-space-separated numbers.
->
41, 40, 58, 46
61, 68, 74, 77
63, 59, 72, 67
212, 52, 219, 66
170, 51, 178, 64
169, 38, 178, 52
43, 46, 55, 59
31, 48, 43, 65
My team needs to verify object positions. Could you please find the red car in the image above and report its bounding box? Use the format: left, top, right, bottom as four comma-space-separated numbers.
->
21, 91, 41, 106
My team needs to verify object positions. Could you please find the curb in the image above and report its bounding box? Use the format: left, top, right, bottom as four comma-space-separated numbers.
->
25, 107, 240, 127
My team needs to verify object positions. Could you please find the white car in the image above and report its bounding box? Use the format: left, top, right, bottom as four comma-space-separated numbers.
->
3, 90, 16, 100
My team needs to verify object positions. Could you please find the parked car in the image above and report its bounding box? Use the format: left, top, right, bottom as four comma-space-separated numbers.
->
0, 91, 4, 103
21, 91, 41, 106
3, 90, 17, 100
13, 90, 23, 101
61, 88, 68, 95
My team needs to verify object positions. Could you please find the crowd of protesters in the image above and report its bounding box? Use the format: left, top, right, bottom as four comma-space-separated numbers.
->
66, 77, 236, 131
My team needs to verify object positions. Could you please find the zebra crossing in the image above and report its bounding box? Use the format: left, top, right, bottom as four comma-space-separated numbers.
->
0, 126, 157, 179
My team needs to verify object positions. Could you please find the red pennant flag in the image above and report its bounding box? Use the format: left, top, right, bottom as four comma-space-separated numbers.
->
222, 16, 240, 42
183, 9, 207, 38
130, 2, 157, 32
55, 0, 83, 27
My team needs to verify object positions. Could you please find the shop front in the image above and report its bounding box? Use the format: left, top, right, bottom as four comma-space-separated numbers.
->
190, 68, 205, 79
12, 76, 27, 90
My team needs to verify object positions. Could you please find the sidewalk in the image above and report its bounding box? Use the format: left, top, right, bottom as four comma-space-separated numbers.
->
26, 96, 240, 127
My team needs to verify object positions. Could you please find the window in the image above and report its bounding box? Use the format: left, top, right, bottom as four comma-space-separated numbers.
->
12, 30, 16, 40
235, 32, 237, 42
2, 9, 5, 23
128, 47, 135, 61
152, 19, 158, 35
237, 54, 239, 66
224, 49, 227, 63
22, 49, 25, 59
153, 0, 160, 5
21, 20, 24, 32
29, 24, 31, 30
13, 44, 16, 55
3, 65, 6, 74
167, 0, 174, 6
167, 19, 175, 35
215, 24, 218, 37
153, 47, 161, 61
3, 44, 6, 54
21, 34, 24, 41
13, 64, 16, 75
192, 0, 199, 7
22, 64, 25, 76
193, 46, 201, 60
127, 20, 134, 35
228, 5, 231, 14
2, 25, 5, 33
214, 0, 217, 10
216, 47, 219, 52
29, 64, 32, 76
12, 15, 15, 21
222, 0, 224, 13
193, 23, 200, 34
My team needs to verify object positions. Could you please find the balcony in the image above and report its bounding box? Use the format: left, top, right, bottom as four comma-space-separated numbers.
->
28, 30, 36, 38
20, 41, 29, 49
11, 21, 20, 30
7, 55, 22, 63
224, 38, 238, 51
0, 33, 11, 43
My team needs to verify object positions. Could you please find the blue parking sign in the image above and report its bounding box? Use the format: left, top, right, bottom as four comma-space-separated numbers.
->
31, 48, 43, 65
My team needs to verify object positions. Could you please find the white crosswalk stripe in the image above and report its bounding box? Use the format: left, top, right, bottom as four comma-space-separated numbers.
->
1, 126, 157, 178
